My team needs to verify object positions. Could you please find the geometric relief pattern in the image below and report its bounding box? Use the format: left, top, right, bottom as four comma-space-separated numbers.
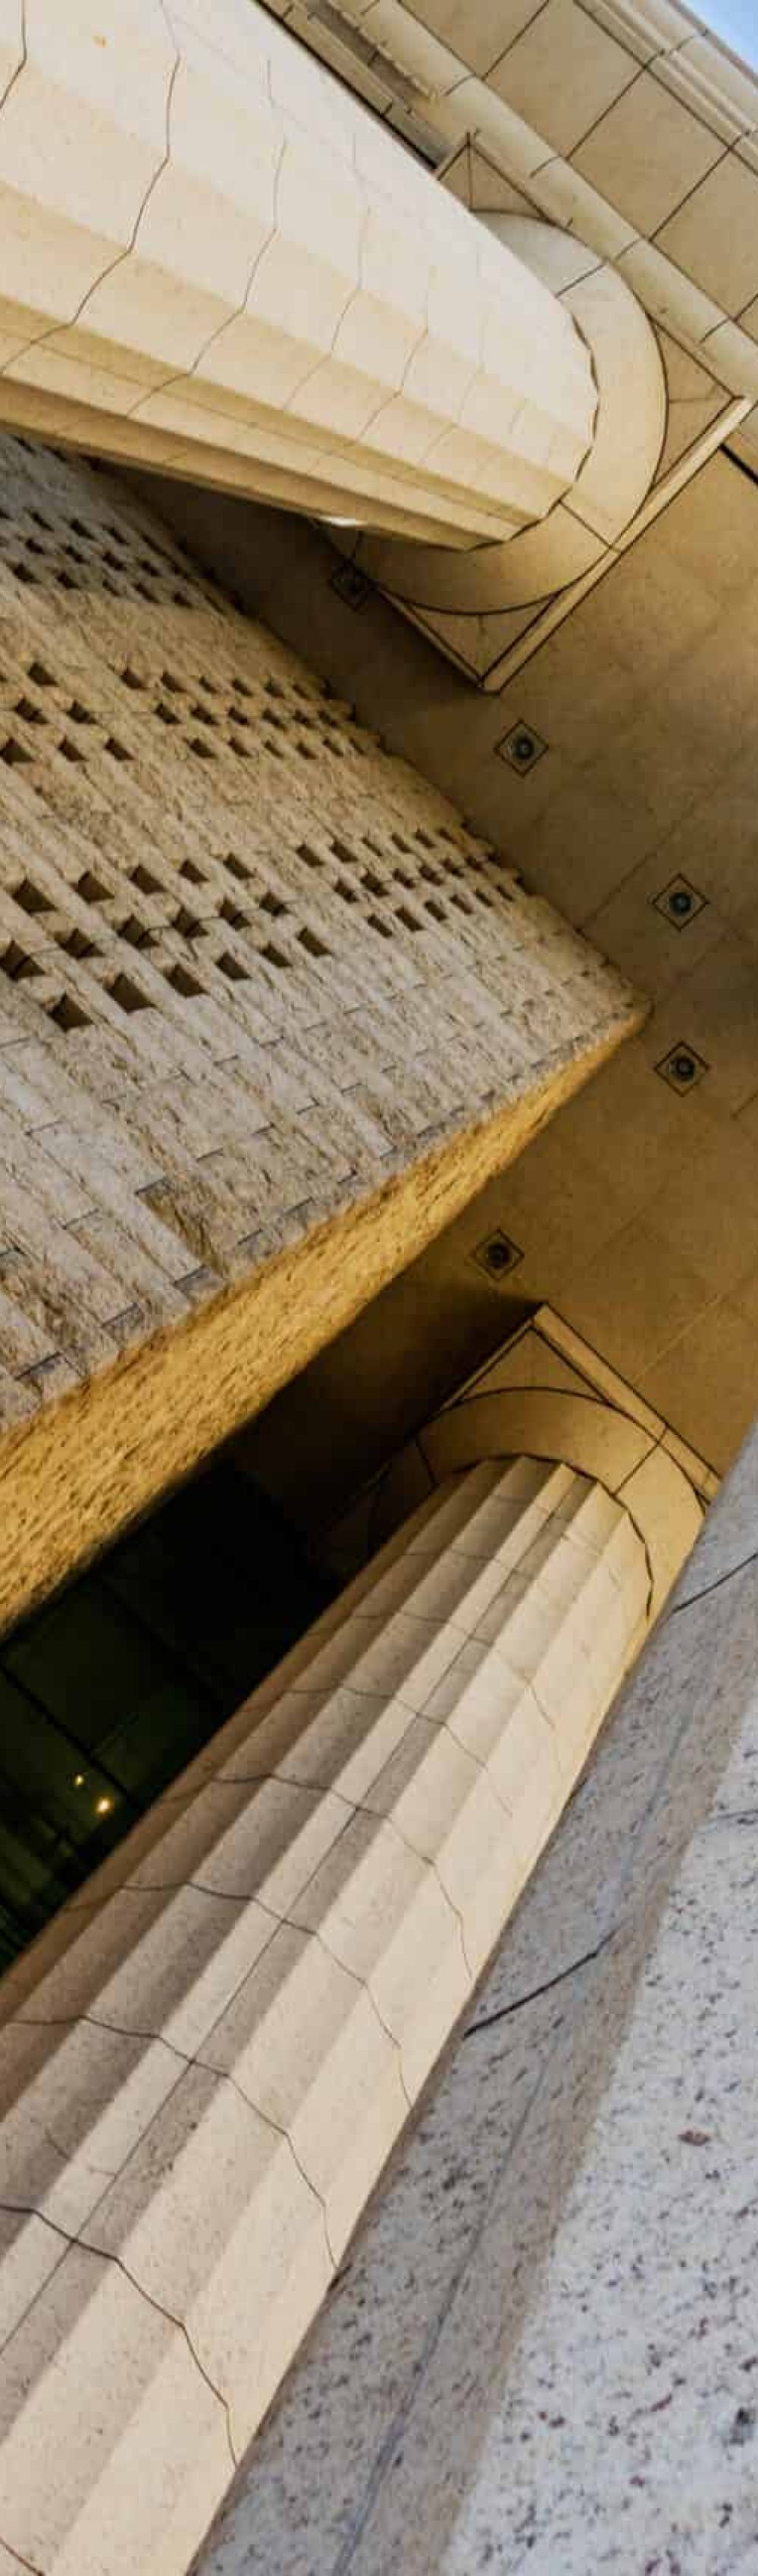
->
0, 1455, 649, 2575
0, 433, 634, 1444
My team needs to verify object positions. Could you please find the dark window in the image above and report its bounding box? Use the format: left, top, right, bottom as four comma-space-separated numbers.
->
0, 1462, 334, 1974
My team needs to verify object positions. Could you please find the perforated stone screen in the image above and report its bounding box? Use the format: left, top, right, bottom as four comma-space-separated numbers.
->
0, 434, 638, 1623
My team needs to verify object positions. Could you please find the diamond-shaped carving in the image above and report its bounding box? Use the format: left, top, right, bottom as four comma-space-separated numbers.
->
656, 1043, 709, 1096
652, 876, 706, 930
330, 560, 372, 611
472, 1229, 524, 1281
496, 722, 547, 777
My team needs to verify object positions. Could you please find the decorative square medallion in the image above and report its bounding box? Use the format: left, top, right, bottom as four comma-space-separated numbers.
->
656, 1043, 709, 1095
472, 1229, 525, 1281
330, 560, 372, 611
496, 721, 547, 776
651, 875, 707, 929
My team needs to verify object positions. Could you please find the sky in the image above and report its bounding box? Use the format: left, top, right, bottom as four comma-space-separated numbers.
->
697, 0, 758, 67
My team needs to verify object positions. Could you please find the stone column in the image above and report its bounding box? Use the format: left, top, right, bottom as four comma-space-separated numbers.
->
0, 1452, 648, 2576
0, 2, 595, 545
198, 1334, 740, 2576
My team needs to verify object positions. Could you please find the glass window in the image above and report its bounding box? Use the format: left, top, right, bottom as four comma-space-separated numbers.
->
0, 1460, 334, 1972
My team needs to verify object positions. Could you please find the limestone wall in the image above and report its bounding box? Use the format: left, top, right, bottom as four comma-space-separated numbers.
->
0, 435, 640, 1627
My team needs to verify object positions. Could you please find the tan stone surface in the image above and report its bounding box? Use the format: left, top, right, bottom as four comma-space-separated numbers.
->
0, 434, 637, 1628
0, 1014, 628, 1633
187, 444, 758, 1480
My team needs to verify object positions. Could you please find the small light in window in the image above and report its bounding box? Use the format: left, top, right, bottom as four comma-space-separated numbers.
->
74, 1772, 85, 1788
95, 1794, 114, 1816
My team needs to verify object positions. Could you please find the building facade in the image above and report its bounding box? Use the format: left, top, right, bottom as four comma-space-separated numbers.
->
1, 2, 758, 2570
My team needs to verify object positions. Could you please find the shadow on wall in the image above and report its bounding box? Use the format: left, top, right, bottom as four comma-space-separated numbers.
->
233, 1211, 532, 1534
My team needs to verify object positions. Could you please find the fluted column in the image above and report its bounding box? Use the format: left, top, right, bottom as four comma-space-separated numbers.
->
0, 1454, 650, 2576
0, 2, 595, 545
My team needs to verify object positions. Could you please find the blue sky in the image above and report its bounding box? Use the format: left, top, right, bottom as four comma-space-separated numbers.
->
697, 0, 758, 67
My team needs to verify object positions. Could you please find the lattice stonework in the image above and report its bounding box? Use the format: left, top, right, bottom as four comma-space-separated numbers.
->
0, 436, 639, 1621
